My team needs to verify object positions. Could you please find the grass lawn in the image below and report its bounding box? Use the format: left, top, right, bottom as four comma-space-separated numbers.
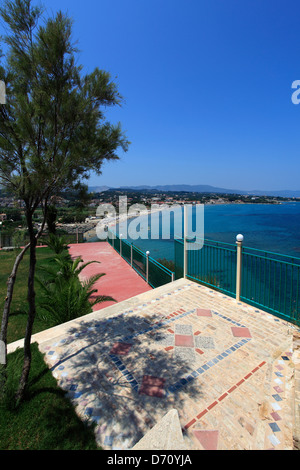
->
0, 247, 60, 344
0, 344, 98, 450
0, 247, 100, 449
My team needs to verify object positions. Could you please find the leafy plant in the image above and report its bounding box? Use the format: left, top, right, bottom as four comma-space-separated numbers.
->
36, 255, 115, 327
43, 233, 69, 255
0, 0, 129, 402
157, 258, 175, 272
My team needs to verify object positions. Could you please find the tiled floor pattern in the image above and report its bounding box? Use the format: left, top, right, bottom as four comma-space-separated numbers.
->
39, 280, 298, 450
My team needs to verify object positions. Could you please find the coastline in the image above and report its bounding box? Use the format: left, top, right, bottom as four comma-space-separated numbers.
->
83, 207, 160, 241
82, 200, 299, 242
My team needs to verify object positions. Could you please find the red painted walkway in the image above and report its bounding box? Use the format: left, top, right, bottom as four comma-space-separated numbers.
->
68, 242, 152, 311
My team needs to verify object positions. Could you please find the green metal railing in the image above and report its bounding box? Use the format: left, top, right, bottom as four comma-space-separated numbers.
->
240, 246, 300, 324
175, 237, 300, 326
175, 237, 237, 297
106, 229, 299, 326
107, 231, 175, 289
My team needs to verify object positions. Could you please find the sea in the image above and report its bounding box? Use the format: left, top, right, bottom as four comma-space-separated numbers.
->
113, 202, 300, 262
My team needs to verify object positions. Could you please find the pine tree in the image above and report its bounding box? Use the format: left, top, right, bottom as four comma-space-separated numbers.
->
0, 0, 129, 402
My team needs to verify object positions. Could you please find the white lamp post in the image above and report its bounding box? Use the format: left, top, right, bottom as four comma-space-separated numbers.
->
236, 234, 244, 301
120, 233, 123, 257
146, 251, 150, 284
183, 205, 188, 279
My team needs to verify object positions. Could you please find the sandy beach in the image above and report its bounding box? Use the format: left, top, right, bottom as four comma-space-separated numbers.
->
83, 206, 169, 242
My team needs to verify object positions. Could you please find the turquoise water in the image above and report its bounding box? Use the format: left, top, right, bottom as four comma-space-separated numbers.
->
114, 202, 300, 261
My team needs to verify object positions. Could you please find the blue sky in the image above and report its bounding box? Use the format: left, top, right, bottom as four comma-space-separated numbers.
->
11, 1, 300, 190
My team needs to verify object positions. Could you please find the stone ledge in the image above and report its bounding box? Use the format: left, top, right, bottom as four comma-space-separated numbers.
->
132, 409, 187, 450
293, 331, 300, 450
7, 278, 188, 355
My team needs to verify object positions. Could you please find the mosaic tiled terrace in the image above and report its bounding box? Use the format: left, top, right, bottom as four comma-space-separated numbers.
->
10, 278, 300, 450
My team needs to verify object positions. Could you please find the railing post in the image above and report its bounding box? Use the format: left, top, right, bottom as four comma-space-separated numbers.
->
236, 234, 244, 301
146, 251, 150, 284
183, 205, 188, 279
120, 234, 122, 257
172, 272, 175, 282
131, 243, 133, 267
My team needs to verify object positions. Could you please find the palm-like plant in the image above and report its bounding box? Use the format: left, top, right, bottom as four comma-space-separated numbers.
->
43, 233, 69, 254
53, 256, 102, 280
36, 255, 115, 327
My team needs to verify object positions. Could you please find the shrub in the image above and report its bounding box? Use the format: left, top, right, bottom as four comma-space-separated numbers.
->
36, 254, 115, 327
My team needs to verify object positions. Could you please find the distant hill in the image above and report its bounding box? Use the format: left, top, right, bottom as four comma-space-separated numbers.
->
88, 184, 300, 198
88, 186, 111, 193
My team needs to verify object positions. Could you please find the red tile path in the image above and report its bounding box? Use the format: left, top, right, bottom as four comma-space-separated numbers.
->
68, 242, 152, 311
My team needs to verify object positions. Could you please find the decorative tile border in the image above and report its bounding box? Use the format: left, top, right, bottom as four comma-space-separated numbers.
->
105, 302, 252, 397
183, 360, 267, 431
266, 351, 293, 449
108, 353, 139, 391
43, 288, 255, 410
117, 305, 248, 344
119, 308, 194, 343
168, 338, 251, 394
39, 280, 297, 450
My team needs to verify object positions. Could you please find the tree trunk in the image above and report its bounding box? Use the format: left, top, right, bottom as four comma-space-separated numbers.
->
15, 212, 37, 403
0, 245, 30, 345
0, 211, 47, 384
0, 243, 30, 391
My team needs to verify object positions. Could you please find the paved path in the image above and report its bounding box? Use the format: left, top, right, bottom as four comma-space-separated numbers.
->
35, 278, 300, 451
68, 242, 152, 310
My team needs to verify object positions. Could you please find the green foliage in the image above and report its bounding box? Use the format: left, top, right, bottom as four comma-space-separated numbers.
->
0, 0, 128, 402
46, 205, 58, 234
0, 247, 58, 343
12, 228, 26, 248
157, 258, 175, 272
1, 207, 22, 221
0, 346, 24, 410
0, 344, 98, 449
0, 0, 129, 204
42, 232, 69, 254
36, 251, 115, 327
